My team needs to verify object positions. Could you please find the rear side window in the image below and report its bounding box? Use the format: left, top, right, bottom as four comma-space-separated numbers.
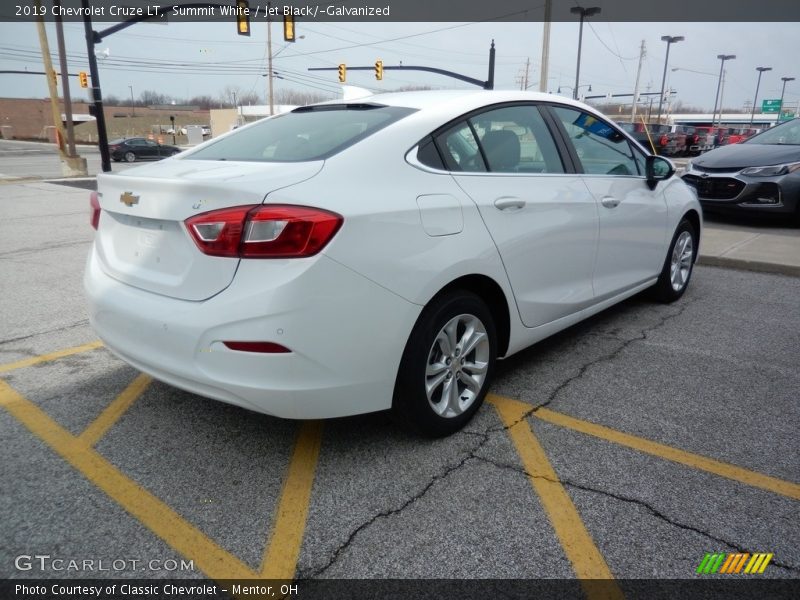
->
189, 104, 415, 162
432, 104, 564, 174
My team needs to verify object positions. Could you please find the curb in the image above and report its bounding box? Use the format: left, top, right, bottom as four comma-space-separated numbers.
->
697, 255, 800, 278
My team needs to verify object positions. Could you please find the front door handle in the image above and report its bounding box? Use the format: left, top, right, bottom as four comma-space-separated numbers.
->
494, 197, 526, 211
601, 196, 620, 209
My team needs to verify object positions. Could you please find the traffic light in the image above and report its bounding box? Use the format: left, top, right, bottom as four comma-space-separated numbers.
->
49, 69, 58, 88
338, 64, 346, 83
236, 0, 250, 36
79, 71, 89, 88
283, 14, 295, 42
374, 60, 383, 81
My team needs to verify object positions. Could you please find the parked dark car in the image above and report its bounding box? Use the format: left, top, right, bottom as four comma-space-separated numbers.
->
109, 138, 182, 162
616, 122, 676, 155
682, 118, 800, 223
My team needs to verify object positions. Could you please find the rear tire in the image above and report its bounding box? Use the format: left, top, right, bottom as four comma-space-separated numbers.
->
392, 291, 497, 437
651, 218, 697, 303
124, 151, 136, 163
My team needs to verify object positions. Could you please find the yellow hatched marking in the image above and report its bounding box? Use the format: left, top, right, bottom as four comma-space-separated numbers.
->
79, 374, 152, 447
260, 420, 324, 579
527, 405, 800, 500
0, 341, 103, 374
1, 379, 323, 581
757, 553, 773, 573
490, 395, 624, 600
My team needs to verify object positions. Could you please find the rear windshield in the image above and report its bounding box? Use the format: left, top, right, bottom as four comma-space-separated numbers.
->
188, 104, 416, 162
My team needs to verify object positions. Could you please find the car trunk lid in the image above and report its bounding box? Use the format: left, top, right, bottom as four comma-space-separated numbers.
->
94, 159, 323, 301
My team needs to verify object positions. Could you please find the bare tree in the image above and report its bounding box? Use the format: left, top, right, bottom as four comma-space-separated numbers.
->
274, 88, 331, 106
139, 90, 169, 106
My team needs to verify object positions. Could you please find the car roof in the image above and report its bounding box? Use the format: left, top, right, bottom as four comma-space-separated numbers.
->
311, 89, 592, 113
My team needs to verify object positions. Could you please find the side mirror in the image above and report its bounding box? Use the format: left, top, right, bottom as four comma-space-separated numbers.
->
645, 155, 675, 190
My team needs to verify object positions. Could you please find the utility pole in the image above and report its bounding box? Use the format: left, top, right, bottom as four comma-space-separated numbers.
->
539, 0, 551, 93
630, 40, 645, 124
266, 2, 274, 115
523, 57, 530, 90
517, 57, 531, 91
36, 1, 79, 177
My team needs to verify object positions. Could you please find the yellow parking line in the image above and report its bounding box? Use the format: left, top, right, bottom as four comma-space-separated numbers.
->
79, 374, 152, 447
490, 395, 624, 600
261, 420, 324, 579
531, 405, 800, 501
0, 340, 103, 374
0, 379, 255, 580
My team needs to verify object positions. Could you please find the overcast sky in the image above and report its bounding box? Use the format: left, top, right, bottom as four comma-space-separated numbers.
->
2, 19, 799, 113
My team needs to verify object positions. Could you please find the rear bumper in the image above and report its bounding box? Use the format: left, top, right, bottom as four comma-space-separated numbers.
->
84, 246, 421, 419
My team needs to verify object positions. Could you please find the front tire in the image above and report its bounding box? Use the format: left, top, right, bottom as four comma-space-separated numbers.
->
651, 218, 697, 303
392, 291, 497, 437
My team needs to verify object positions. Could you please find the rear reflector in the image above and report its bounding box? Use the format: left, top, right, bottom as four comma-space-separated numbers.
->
90, 191, 101, 230
223, 341, 291, 353
185, 204, 343, 258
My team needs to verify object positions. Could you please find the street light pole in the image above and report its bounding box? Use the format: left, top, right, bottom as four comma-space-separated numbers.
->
750, 66, 772, 126
657, 35, 684, 124
779, 76, 795, 120
571, 6, 600, 101
712, 54, 735, 129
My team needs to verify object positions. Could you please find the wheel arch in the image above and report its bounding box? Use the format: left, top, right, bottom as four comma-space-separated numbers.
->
681, 209, 701, 262
427, 274, 511, 358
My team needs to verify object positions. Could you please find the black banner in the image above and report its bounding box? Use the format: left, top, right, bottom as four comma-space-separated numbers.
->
2, 0, 800, 23
2, 579, 799, 600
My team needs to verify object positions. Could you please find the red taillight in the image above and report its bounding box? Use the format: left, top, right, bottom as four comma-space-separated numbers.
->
185, 204, 343, 258
659, 135, 669, 146
223, 341, 291, 353
90, 191, 101, 230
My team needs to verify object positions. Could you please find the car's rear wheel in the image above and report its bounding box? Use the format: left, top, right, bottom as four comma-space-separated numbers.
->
651, 218, 697, 303
393, 291, 496, 437
124, 151, 136, 163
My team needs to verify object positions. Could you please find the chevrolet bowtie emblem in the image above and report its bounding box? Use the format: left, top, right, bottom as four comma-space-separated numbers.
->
120, 192, 140, 207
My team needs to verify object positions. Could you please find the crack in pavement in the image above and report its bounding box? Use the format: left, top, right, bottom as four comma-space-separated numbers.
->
0, 239, 91, 259
485, 298, 698, 435
0, 319, 90, 346
473, 455, 800, 575
299, 432, 490, 578
300, 300, 702, 578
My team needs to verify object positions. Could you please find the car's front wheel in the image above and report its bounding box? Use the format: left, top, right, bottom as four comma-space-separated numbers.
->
651, 218, 697, 302
124, 151, 136, 163
393, 291, 496, 437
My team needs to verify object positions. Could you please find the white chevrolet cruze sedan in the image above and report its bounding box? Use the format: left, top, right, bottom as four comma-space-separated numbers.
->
85, 90, 701, 436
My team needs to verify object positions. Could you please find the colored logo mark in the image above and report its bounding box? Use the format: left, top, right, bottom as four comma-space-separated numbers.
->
696, 552, 773, 575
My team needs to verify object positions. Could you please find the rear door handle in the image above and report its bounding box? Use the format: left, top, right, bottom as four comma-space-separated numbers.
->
601, 196, 620, 209
494, 197, 526, 211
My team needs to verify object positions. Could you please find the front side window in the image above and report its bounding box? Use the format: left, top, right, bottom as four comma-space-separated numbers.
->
552, 106, 639, 176
188, 104, 415, 162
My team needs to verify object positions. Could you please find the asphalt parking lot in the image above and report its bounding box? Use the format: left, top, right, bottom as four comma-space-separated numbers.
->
1, 178, 798, 599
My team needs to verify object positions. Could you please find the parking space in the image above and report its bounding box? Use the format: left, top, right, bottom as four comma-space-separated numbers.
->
1, 180, 798, 598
